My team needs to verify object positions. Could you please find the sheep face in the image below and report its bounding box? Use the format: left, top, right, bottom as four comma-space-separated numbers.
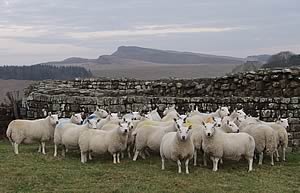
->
132, 112, 141, 120
95, 108, 109, 118
225, 120, 240, 133
177, 125, 192, 141
87, 119, 99, 129
49, 114, 59, 125
219, 107, 230, 118
237, 109, 246, 117
277, 118, 289, 129
203, 123, 216, 137
71, 113, 83, 125
119, 122, 129, 135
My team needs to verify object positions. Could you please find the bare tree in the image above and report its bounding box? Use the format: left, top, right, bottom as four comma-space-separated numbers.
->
6, 91, 21, 119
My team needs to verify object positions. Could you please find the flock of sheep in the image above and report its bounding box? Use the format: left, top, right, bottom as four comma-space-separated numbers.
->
6, 105, 289, 174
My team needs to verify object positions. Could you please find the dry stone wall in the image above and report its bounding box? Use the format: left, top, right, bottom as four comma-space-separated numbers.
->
21, 67, 300, 149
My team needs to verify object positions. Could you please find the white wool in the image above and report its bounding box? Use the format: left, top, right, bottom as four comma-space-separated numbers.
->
132, 120, 178, 161
160, 125, 194, 174
202, 123, 255, 172
78, 122, 129, 164
6, 114, 59, 155
53, 118, 99, 157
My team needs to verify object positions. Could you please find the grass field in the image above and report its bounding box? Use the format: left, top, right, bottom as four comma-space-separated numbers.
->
0, 140, 299, 193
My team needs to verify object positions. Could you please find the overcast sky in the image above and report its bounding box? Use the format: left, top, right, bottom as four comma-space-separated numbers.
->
0, 0, 300, 65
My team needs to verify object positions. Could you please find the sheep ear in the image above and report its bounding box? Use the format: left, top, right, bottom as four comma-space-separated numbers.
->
71, 112, 75, 116
183, 117, 187, 123
201, 121, 205, 127
188, 125, 192, 130
173, 118, 177, 122
123, 118, 126, 122
119, 122, 122, 127
97, 119, 100, 123
87, 119, 90, 124
48, 112, 52, 116
227, 120, 230, 125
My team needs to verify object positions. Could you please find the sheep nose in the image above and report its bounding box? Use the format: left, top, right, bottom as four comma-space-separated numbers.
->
182, 136, 186, 140
207, 133, 211, 137
237, 129, 240, 133
56, 121, 59, 124
124, 129, 128, 133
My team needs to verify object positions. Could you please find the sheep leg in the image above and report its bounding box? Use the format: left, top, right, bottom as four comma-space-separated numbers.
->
14, 143, 19, 155
248, 157, 253, 172
41, 142, 46, 155
88, 152, 92, 160
177, 160, 182, 174
80, 152, 86, 163
133, 150, 139, 161
145, 149, 151, 157
161, 157, 165, 170
193, 150, 197, 166
121, 152, 124, 159
203, 152, 207, 166
258, 152, 263, 165
140, 151, 146, 159
61, 146, 66, 157
220, 158, 223, 165
185, 159, 190, 174
212, 157, 219, 172
117, 153, 120, 163
38, 143, 42, 153
113, 153, 117, 164
275, 149, 280, 162
54, 144, 58, 157
270, 153, 274, 166
127, 147, 132, 159
283, 147, 286, 161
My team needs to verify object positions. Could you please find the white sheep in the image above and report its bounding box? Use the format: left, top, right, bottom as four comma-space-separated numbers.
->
83, 107, 108, 124
145, 108, 162, 121
78, 122, 129, 164
190, 119, 239, 167
160, 124, 194, 174
261, 118, 289, 162
58, 113, 83, 125
132, 119, 178, 161
6, 113, 59, 155
53, 118, 99, 157
202, 122, 255, 172
122, 111, 142, 120
238, 119, 277, 166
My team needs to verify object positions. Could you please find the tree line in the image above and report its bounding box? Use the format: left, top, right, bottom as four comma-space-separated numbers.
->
0, 65, 92, 80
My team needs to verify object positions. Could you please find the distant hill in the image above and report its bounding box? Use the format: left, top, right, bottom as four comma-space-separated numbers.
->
263, 51, 300, 68
37, 46, 244, 66
111, 46, 244, 65
232, 51, 300, 73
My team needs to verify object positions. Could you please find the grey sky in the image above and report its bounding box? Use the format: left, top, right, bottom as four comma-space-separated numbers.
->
0, 0, 299, 65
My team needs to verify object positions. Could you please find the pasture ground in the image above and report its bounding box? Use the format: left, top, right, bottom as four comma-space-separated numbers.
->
0, 140, 299, 193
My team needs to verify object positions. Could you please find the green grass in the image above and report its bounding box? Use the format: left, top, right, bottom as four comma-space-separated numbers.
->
0, 140, 299, 193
